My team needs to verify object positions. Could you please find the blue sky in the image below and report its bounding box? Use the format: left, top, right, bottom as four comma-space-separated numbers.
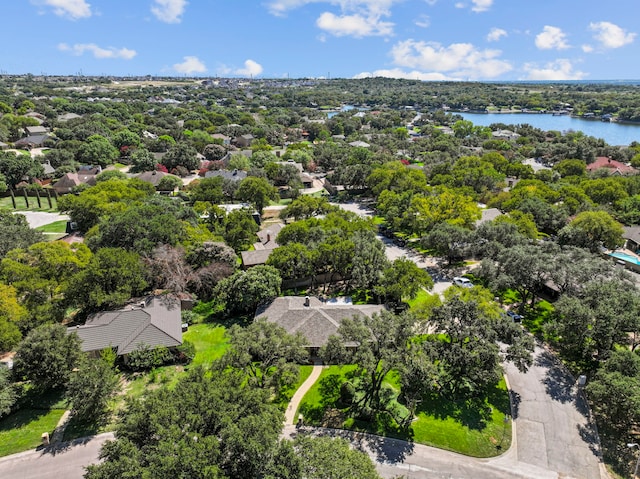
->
2, 0, 638, 80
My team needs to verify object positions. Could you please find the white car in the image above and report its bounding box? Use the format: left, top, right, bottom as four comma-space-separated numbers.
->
453, 277, 473, 288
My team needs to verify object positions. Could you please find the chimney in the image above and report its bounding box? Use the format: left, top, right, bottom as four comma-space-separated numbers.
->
304, 296, 310, 307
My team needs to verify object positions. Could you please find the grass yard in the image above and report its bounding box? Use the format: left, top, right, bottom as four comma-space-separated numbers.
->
35, 220, 68, 233
0, 195, 59, 212
276, 364, 314, 409
297, 366, 512, 458
183, 323, 229, 365
0, 390, 66, 457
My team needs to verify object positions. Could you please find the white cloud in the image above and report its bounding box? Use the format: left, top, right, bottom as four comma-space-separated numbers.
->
151, 0, 187, 24
582, 44, 594, 53
58, 43, 136, 59
454, 2, 464, 8
35, 0, 92, 19
522, 59, 586, 81
589, 21, 636, 49
471, 0, 493, 13
266, 0, 397, 36
487, 27, 507, 42
316, 12, 393, 37
235, 59, 264, 77
389, 39, 512, 79
173, 56, 206, 74
535, 25, 570, 50
424, 0, 437, 5
415, 14, 430, 28
354, 68, 457, 81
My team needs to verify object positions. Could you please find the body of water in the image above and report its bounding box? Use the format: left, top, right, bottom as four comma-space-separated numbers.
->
457, 112, 640, 146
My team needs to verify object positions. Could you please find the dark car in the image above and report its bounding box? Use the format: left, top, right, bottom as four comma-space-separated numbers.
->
506, 310, 523, 322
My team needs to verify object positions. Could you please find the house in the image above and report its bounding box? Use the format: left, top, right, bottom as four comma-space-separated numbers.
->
241, 223, 284, 268
257, 296, 385, 354
586, 157, 636, 176
57, 112, 82, 122
234, 134, 254, 148
68, 296, 182, 357
623, 226, 640, 253
204, 169, 247, 182
52, 169, 99, 194
14, 135, 50, 149
491, 129, 520, 141
348, 140, 370, 148
135, 170, 178, 187
212, 134, 231, 145
25, 126, 49, 136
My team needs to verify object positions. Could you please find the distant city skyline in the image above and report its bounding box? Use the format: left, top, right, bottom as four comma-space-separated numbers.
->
2, 0, 638, 81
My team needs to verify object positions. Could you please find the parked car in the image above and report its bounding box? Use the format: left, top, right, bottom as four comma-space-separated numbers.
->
453, 277, 473, 288
506, 310, 523, 322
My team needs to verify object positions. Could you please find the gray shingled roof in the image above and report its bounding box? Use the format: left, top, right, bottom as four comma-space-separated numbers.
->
241, 249, 273, 267
204, 169, 247, 182
68, 296, 182, 355
256, 296, 385, 348
256, 223, 284, 248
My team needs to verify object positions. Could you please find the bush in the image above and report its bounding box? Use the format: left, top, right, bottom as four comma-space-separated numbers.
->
176, 341, 196, 364
340, 381, 356, 405
126, 344, 172, 371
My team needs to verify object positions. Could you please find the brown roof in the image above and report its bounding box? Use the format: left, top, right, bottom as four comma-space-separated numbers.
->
68, 296, 182, 355
587, 157, 636, 175
52, 172, 97, 194
256, 296, 385, 348
135, 170, 177, 186
241, 249, 273, 267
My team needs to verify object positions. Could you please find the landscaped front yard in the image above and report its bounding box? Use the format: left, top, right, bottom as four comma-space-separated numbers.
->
297, 365, 512, 458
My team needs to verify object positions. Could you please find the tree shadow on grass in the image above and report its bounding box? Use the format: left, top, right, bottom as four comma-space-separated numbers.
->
416, 393, 494, 432
0, 389, 64, 433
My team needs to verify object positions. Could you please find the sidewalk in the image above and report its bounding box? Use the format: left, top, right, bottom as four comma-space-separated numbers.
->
284, 359, 324, 425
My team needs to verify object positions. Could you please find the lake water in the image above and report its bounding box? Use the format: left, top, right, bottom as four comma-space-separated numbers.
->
457, 112, 640, 146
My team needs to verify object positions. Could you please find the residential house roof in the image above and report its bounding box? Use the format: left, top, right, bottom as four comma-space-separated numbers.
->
14, 135, 50, 148
25, 126, 49, 136
57, 112, 82, 122
135, 170, 177, 187
241, 249, 273, 267
587, 157, 636, 175
255, 223, 284, 249
68, 296, 182, 355
52, 172, 97, 194
349, 141, 370, 148
623, 226, 640, 246
204, 169, 247, 182
476, 208, 503, 226
256, 296, 385, 348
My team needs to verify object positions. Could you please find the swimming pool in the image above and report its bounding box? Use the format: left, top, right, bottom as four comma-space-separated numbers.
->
609, 252, 640, 265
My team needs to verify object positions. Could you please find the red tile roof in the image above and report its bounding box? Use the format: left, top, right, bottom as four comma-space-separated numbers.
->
587, 157, 636, 174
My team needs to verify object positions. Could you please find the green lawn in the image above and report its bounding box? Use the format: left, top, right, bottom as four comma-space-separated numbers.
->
276, 364, 314, 409
0, 390, 67, 457
297, 366, 512, 457
35, 220, 68, 233
0, 196, 59, 212
183, 323, 229, 365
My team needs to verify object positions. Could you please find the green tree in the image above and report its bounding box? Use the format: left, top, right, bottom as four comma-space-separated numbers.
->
214, 265, 281, 315
161, 142, 199, 172
0, 210, 43, 259
156, 174, 182, 192
129, 148, 157, 173
236, 176, 279, 214
0, 367, 16, 419
220, 319, 309, 391
322, 310, 414, 412
266, 243, 316, 282
558, 210, 623, 252
422, 222, 473, 265
95, 170, 127, 183
187, 177, 225, 204
280, 196, 337, 221
376, 257, 433, 304
66, 356, 120, 422
67, 247, 148, 312
0, 283, 25, 352
13, 324, 82, 390
111, 129, 140, 151
0, 151, 44, 188
76, 135, 119, 167
221, 208, 260, 253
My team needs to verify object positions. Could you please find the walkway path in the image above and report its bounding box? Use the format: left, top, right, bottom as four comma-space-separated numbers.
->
284, 359, 325, 425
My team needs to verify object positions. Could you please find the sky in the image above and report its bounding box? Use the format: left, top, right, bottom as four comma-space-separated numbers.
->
1, 0, 639, 81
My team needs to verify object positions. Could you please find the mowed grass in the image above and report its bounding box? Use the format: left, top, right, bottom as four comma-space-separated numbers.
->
0, 195, 59, 212
183, 323, 229, 366
0, 390, 67, 457
35, 220, 68, 233
297, 366, 512, 457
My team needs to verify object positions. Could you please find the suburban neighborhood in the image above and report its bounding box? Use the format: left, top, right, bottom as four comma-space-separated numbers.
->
1, 73, 640, 479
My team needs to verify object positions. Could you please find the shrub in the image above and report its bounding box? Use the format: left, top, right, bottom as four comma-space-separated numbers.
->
127, 344, 172, 371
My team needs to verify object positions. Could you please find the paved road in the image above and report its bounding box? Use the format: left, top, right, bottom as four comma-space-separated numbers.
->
13, 211, 69, 229
0, 433, 113, 479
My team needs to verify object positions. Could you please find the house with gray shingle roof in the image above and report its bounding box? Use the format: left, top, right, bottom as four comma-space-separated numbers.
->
256, 296, 385, 354
68, 296, 182, 357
